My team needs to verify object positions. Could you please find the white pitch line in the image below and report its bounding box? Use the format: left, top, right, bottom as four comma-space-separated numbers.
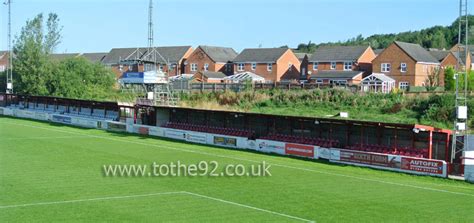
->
2, 120, 474, 197
0, 191, 183, 209
183, 191, 313, 222
2, 136, 91, 140
0, 190, 312, 222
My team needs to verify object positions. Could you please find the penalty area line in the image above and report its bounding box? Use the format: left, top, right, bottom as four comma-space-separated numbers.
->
183, 191, 314, 222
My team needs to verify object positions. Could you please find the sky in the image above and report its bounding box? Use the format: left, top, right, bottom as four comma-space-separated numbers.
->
0, 0, 467, 53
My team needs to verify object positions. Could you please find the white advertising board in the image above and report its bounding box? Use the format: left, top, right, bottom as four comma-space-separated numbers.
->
149, 127, 164, 137
185, 131, 208, 144
0, 107, 14, 116
72, 118, 98, 128
15, 110, 36, 119
318, 147, 332, 160
255, 139, 286, 155
164, 129, 187, 141
34, 112, 50, 121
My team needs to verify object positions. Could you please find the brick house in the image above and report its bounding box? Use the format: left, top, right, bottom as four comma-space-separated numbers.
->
0, 51, 10, 72
372, 41, 440, 89
307, 45, 375, 83
294, 52, 311, 80
184, 46, 237, 76
448, 44, 473, 70
429, 50, 471, 86
102, 46, 193, 78
308, 45, 375, 74
232, 48, 301, 82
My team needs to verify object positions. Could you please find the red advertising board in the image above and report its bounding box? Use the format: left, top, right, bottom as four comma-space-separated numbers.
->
401, 157, 444, 175
339, 150, 400, 168
285, 143, 314, 158
138, 127, 149, 135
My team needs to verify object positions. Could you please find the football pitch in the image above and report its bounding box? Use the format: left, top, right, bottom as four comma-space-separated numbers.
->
1, 116, 473, 222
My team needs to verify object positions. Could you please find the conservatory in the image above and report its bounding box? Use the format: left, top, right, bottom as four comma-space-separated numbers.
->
361, 73, 396, 93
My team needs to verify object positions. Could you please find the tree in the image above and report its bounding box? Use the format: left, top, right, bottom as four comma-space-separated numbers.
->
51, 57, 116, 100
444, 66, 455, 91
12, 13, 117, 100
426, 66, 441, 91
13, 13, 62, 95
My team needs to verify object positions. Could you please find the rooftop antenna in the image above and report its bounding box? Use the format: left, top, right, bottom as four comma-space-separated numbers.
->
148, 0, 153, 51
147, 0, 156, 71
451, 0, 469, 164
4, 0, 13, 93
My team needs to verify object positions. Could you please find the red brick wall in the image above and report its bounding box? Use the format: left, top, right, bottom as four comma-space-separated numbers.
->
277, 49, 301, 81
234, 49, 301, 82
184, 47, 218, 74
0, 52, 10, 72
372, 43, 419, 87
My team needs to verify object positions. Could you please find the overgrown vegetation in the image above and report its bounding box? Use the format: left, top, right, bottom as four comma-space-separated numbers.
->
180, 89, 474, 129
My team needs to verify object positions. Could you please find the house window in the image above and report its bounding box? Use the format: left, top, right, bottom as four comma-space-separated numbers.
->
343, 62, 353, 71
159, 64, 164, 71
191, 63, 197, 72
401, 63, 407, 72
204, 63, 209, 71
288, 63, 293, 71
251, 63, 256, 70
237, 63, 245, 71
330, 80, 347, 86
313, 62, 318, 70
399, 82, 409, 90
381, 63, 391, 72
331, 62, 336, 70
0, 65, 5, 72
267, 63, 272, 71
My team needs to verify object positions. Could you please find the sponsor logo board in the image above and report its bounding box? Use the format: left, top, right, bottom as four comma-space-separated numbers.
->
401, 157, 444, 175
107, 122, 126, 132
165, 129, 187, 140
319, 147, 331, 159
285, 143, 314, 158
186, 132, 207, 144
34, 112, 49, 121
214, 136, 237, 147
149, 127, 164, 137
339, 149, 401, 168
256, 140, 285, 155
52, 115, 72, 124
138, 127, 149, 135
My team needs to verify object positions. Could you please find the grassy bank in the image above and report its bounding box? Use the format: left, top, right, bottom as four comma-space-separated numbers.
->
179, 89, 474, 129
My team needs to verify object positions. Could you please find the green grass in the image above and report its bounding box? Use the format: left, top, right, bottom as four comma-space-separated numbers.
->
1, 116, 473, 222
